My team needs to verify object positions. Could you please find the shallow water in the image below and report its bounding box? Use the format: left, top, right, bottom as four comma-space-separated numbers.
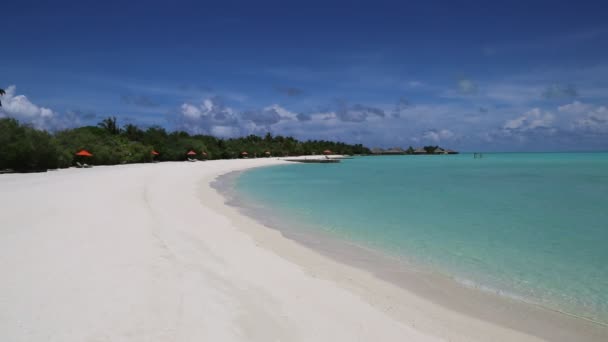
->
235, 153, 608, 323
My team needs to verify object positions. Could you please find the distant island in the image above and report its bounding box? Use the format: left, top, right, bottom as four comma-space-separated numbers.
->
370, 146, 458, 155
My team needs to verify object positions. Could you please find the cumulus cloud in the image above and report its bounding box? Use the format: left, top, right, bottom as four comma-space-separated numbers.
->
574, 106, 608, 132
542, 84, 578, 99
503, 108, 555, 132
558, 101, 608, 133
240, 104, 298, 127
0, 85, 56, 129
309, 111, 337, 121
266, 104, 298, 120
174, 97, 241, 135
421, 129, 455, 143
558, 100, 590, 114
175, 98, 300, 136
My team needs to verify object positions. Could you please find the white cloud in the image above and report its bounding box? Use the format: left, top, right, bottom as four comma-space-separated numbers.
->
180, 103, 203, 119
421, 129, 455, 143
558, 100, 591, 114
503, 108, 555, 132
174, 97, 241, 135
265, 104, 298, 120
555, 101, 608, 132
573, 105, 608, 132
175, 99, 302, 136
0, 85, 56, 129
309, 111, 337, 121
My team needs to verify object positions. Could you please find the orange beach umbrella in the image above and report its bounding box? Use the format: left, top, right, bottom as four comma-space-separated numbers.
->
151, 150, 159, 155
75, 149, 93, 157
187, 150, 197, 156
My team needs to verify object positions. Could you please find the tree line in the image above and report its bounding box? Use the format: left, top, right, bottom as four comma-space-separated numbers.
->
0, 117, 370, 172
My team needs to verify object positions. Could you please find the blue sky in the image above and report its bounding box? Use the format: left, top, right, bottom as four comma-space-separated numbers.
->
1, 0, 607, 151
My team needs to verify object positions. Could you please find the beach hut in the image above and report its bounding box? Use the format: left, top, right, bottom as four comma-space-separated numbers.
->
75, 149, 93, 168
241, 151, 249, 158
323, 149, 332, 155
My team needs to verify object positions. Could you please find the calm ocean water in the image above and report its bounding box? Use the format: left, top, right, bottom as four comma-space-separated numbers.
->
235, 153, 608, 323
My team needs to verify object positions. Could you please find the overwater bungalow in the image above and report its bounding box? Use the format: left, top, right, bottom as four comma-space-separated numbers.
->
413, 147, 427, 154
434, 147, 448, 155
385, 147, 405, 155
370, 148, 385, 155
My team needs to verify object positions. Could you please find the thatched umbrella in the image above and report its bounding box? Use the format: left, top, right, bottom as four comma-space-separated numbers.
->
264, 151, 271, 157
323, 149, 332, 155
241, 151, 248, 158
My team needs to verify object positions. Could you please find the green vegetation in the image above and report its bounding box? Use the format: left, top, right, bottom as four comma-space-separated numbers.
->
0, 117, 370, 172
0, 118, 69, 171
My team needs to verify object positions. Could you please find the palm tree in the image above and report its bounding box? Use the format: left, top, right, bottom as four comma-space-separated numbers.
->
0, 88, 5, 107
123, 123, 143, 141
97, 116, 121, 135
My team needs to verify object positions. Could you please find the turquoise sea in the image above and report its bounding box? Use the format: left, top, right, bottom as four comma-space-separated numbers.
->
234, 153, 608, 323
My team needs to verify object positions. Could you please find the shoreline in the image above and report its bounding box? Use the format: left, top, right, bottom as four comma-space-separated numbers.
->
0, 159, 438, 341
210, 162, 608, 342
0, 159, 605, 341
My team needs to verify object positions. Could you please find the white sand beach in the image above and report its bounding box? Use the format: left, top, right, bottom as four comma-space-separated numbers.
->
0, 159, 602, 341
